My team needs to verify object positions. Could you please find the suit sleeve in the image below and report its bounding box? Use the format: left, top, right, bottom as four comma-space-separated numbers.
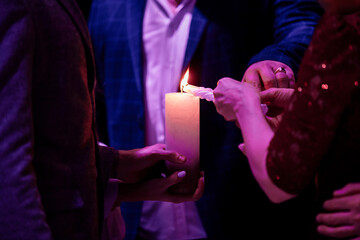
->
0, 1, 53, 239
248, 0, 323, 74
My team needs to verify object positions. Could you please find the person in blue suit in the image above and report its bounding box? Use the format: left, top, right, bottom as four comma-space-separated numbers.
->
88, 0, 323, 239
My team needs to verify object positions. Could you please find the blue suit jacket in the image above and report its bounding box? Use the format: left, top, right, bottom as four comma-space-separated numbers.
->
89, 1, 323, 239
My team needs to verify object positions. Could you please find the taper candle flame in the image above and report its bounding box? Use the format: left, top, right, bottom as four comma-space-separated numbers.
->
180, 68, 190, 93
180, 68, 214, 102
180, 68, 268, 113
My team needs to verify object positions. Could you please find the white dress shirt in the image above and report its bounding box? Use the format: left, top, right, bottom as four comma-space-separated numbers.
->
140, 0, 207, 239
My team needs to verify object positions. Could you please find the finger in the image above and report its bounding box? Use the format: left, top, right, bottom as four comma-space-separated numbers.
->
213, 90, 224, 99
192, 172, 205, 201
214, 106, 236, 122
242, 70, 262, 91
317, 212, 353, 226
273, 64, 295, 86
259, 67, 278, 90
213, 78, 234, 100
238, 143, 246, 156
215, 77, 237, 93
317, 224, 356, 238
164, 171, 206, 203
259, 88, 278, 104
265, 116, 280, 131
151, 149, 186, 164
142, 144, 178, 162
323, 195, 357, 211
275, 71, 290, 88
152, 143, 166, 150
213, 98, 237, 122
265, 106, 284, 118
334, 183, 360, 197
274, 65, 295, 88
260, 88, 287, 107
213, 86, 225, 98
260, 88, 294, 108
285, 68, 296, 88
162, 171, 187, 189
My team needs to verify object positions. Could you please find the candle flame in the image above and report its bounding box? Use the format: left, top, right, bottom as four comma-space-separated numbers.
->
180, 68, 190, 93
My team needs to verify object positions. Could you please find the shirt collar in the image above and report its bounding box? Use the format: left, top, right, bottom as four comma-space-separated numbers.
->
155, 0, 195, 17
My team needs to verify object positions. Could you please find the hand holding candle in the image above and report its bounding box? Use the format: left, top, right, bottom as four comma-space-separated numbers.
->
165, 71, 268, 195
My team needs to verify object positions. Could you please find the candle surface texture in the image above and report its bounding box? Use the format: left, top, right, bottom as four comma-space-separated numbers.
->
165, 92, 200, 194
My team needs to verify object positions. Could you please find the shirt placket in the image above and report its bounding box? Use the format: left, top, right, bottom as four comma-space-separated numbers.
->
173, 203, 187, 239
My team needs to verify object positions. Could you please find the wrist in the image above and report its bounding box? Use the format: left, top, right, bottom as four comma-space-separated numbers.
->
112, 149, 126, 179
234, 100, 263, 127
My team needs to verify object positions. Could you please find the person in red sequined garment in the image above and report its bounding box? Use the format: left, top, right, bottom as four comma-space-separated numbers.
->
213, 0, 360, 239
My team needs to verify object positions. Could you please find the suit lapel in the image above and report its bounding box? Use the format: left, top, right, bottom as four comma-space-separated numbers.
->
182, 5, 208, 72
124, 0, 206, 90
126, 0, 147, 92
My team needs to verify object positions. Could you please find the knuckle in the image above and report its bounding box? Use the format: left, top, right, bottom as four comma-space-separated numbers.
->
351, 210, 360, 223
353, 199, 360, 209
352, 213, 360, 223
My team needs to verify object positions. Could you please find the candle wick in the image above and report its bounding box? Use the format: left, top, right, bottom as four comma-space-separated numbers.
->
181, 83, 187, 93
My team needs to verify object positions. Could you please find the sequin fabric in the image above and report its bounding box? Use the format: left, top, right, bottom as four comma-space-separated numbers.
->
267, 11, 360, 195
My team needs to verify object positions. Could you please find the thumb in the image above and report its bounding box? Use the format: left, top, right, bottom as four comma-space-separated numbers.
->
238, 143, 246, 156
143, 144, 186, 164
162, 171, 187, 189
259, 88, 279, 104
260, 88, 294, 108
192, 171, 205, 201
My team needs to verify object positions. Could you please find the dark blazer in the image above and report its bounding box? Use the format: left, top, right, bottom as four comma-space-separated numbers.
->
76, 0, 93, 20
89, 0, 323, 239
0, 0, 116, 239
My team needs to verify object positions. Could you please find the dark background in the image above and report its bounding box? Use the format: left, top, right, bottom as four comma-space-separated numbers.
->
76, 0, 93, 20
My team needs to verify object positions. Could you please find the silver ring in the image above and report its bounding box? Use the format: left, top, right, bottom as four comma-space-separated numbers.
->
274, 67, 286, 74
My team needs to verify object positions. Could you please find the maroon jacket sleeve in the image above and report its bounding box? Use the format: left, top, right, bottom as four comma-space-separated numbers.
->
98, 145, 119, 184
266, 12, 360, 194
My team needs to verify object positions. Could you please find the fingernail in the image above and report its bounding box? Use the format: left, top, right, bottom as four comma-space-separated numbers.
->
178, 155, 186, 162
177, 171, 186, 178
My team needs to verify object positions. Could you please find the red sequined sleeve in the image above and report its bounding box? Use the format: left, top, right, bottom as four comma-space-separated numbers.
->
266, 12, 360, 195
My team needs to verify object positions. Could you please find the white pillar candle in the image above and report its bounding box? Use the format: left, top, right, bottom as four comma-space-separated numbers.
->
165, 92, 200, 194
